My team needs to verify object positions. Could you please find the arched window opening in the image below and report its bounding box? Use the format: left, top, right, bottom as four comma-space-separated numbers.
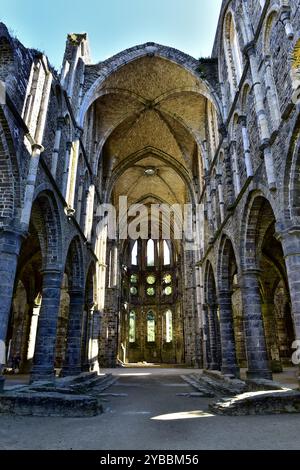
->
224, 12, 243, 99
263, 12, 281, 131
131, 241, 138, 266
147, 311, 155, 342
163, 241, 171, 266
129, 311, 136, 343
165, 310, 173, 343
207, 101, 219, 160
147, 239, 155, 267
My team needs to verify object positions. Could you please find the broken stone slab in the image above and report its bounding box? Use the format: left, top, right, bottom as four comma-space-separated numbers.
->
209, 389, 300, 416
0, 391, 101, 417
246, 378, 288, 391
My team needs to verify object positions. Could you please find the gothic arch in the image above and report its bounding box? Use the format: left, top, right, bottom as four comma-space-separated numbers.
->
106, 146, 197, 206
65, 236, 85, 291
30, 190, 62, 269
78, 43, 222, 128
217, 235, 239, 292
241, 192, 278, 270
223, 9, 243, 98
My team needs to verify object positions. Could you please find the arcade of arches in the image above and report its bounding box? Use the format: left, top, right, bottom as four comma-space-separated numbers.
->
1, 0, 300, 390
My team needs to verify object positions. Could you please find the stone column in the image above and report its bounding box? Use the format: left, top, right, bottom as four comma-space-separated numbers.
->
277, 227, 300, 343
241, 269, 272, 380
51, 117, 64, 178
62, 290, 85, 376
218, 290, 239, 377
264, 57, 281, 130
244, 43, 276, 190
222, 139, 235, 208
230, 140, 241, 196
279, 2, 294, 39
261, 300, 282, 373
202, 304, 210, 369
62, 141, 72, 199
239, 115, 254, 178
81, 308, 89, 371
207, 303, 220, 370
0, 230, 23, 391
30, 269, 63, 383
216, 174, 225, 222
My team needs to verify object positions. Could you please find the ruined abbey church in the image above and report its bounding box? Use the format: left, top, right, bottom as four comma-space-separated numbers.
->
0, 0, 300, 389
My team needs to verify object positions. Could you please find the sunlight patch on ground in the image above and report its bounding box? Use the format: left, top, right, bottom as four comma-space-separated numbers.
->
118, 373, 152, 377
151, 410, 214, 420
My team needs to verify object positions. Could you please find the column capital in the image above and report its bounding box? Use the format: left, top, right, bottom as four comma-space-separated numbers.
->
238, 114, 247, 126
275, 224, 300, 240
229, 139, 237, 150
68, 288, 85, 298
40, 267, 62, 276
243, 40, 256, 57
31, 143, 44, 154
219, 289, 233, 297
242, 267, 262, 276
66, 141, 72, 151
57, 116, 65, 129
75, 126, 83, 140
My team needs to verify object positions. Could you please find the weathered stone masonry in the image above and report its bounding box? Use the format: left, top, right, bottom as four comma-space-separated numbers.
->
0, 0, 300, 389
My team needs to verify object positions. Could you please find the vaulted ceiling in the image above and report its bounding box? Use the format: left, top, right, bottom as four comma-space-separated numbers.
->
85, 54, 218, 208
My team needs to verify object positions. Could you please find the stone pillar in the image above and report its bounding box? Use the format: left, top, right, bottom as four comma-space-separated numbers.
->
30, 269, 63, 383
0, 230, 23, 391
239, 116, 254, 178
207, 303, 220, 370
81, 308, 89, 372
62, 290, 85, 376
244, 43, 276, 190
261, 300, 282, 373
216, 174, 225, 222
277, 227, 300, 343
241, 269, 272, 380
264, 57, 281, 130
20, 145, 45, 227
230, 141, 241, 196
51, 117, 64, 178
222, 139, 235, 208
279, 2, 294, 39
218, 290, 239, 377
202, 304, 210, 369
62, 141, 72, 199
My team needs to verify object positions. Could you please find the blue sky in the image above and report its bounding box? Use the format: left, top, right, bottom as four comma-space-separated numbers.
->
1, 0, 222, 70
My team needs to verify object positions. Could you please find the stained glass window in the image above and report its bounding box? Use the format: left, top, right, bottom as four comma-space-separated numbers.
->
131, 241, 138, 265
146, 275, 156, 285
130, 286, 138, 295
165, 310, 173, 343
147, 239, 155, 266
164, 286, 172, 296
163, 241, 171, 265
129, 311, 136, 343
130, 274, 138, 284
163, 274, 172, 285
147, 287, 155, 296
147, 311, 155, 342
